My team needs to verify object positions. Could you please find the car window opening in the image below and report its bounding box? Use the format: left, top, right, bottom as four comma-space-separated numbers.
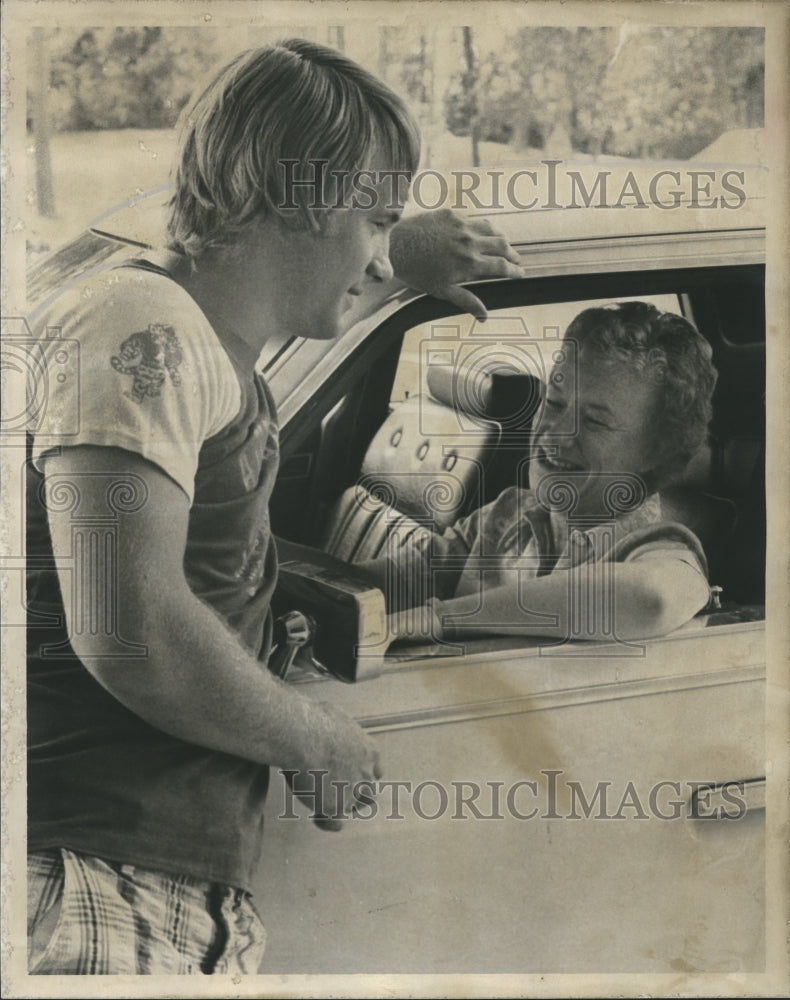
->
310, 286, 764, 658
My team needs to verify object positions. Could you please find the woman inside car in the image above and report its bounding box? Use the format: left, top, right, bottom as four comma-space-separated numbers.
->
380, 300, 718, 644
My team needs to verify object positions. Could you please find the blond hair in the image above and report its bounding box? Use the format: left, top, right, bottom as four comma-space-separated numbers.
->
167, 39, 421, 257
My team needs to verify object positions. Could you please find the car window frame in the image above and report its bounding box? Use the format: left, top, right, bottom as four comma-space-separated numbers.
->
272, 263, 766, 462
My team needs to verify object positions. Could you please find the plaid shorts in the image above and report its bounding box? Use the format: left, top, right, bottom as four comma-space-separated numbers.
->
27, 848, 267, 975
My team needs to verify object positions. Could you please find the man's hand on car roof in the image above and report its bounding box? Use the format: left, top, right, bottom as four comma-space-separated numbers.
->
389, 209, 524, 321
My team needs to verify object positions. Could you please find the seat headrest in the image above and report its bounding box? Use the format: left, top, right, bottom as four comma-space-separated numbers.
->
359, 395, 499, 530
426, 364, 542, 431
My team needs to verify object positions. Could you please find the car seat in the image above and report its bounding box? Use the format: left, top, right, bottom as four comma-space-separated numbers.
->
321, 362, 542, 562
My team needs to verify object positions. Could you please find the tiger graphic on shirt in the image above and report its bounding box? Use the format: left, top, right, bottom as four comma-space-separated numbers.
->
111, 324, 183, 403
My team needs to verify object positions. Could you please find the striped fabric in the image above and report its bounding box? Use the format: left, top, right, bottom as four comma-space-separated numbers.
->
27, 849, 266, 975
322, 485, 436, 563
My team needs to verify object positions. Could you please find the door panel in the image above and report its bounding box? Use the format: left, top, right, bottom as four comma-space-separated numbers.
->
254, 625, 764, 974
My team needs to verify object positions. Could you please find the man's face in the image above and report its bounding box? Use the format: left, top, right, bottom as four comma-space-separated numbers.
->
270, 180, 404, 341
529, 345, 660, 515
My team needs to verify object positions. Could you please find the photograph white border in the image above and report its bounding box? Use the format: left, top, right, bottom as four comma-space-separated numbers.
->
2, 2, 788, 997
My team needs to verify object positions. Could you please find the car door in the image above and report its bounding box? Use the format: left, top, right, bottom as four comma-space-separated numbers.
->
256, 625, 765, 974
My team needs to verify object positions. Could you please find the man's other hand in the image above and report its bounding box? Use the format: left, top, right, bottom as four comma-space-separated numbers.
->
288, 703, 381, 831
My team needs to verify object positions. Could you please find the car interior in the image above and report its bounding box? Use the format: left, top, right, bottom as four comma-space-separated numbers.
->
269, 265, 766, 651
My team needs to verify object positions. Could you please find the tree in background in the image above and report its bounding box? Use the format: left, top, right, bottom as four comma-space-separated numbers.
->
444, 25, 763, 159
29, 24, 764, 160
29, 27, 55, 217
23, 23, 767, 258
504, 27, 617, 155
599, 26, 764, 158
39, 27, 219, 131
445, 27, 618, 154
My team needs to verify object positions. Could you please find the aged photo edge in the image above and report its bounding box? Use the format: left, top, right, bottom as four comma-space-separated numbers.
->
1, 1, 788, 997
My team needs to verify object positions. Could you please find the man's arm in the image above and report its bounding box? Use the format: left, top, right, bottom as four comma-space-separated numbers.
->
342, 210, 524, 327
44, 444, 379, 823
390, 559, 710, 643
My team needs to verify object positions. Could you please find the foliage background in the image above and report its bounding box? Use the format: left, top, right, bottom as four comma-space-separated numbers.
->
26, 24, 764, 254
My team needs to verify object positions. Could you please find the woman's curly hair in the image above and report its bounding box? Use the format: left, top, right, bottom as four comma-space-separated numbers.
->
564, 301, 718, 491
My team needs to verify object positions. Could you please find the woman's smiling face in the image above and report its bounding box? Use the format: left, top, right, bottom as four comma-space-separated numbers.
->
529, 345, 661, 515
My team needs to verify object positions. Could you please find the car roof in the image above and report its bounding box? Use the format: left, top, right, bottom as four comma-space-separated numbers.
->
80, 158, 764, 300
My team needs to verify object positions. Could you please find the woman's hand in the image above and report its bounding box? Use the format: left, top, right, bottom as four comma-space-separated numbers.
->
387, 601, 444, 645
